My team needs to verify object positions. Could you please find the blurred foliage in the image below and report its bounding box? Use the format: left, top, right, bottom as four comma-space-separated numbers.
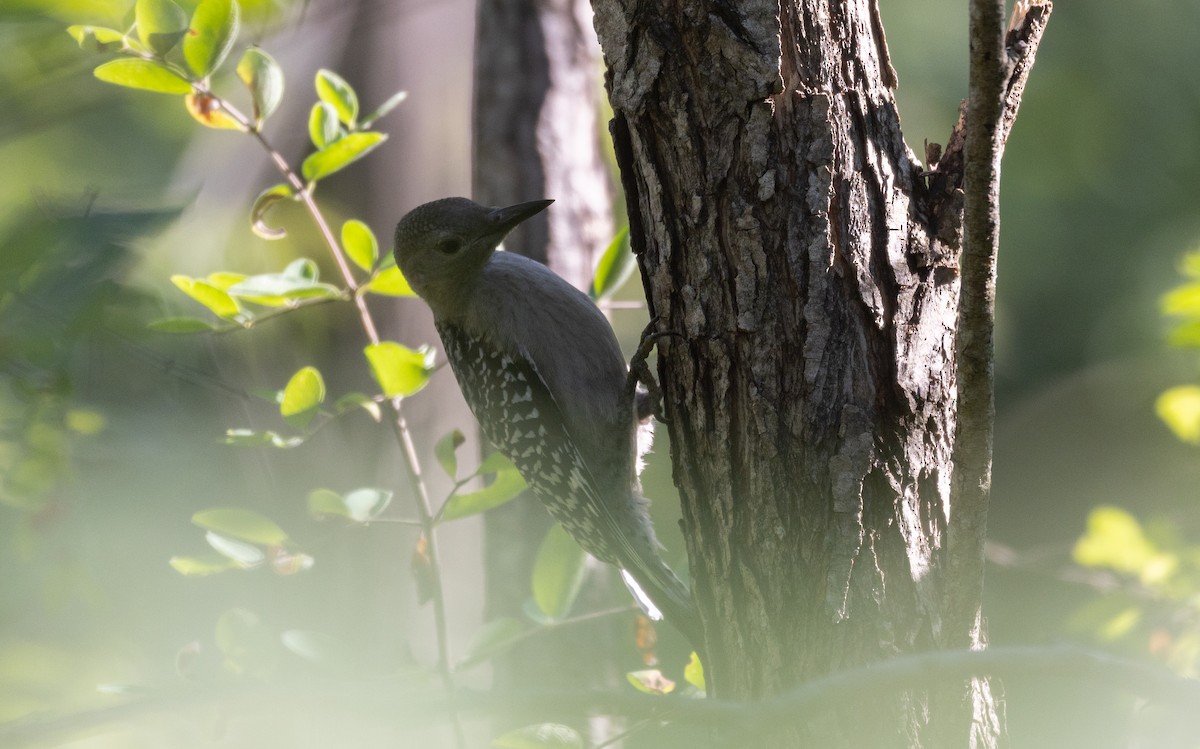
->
1073, 506, 1200, 677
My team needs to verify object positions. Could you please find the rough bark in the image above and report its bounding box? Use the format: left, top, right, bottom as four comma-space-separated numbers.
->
588, 0, 1049, 746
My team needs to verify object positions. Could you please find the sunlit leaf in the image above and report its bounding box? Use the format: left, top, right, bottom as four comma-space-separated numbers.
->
342, 219, 378, 272
530, 524, 586, 621
192, 507, 289, 545
364, 265, 415, 297
308, 101, 340, 149
171, 275, 242, 320
225, 272, 342, 306
67, 25, 126, 53
440, 465, 527, 522
148, 317, 217, 333
1073, 506, 1178, 587
307, 488, 349, 519
94, 58, 192, 94
360, 90, 407, 129
205, 530, 265, 567
457, 617, 524, 671
412, 533, 433, 604
223, 428, 304, 448
589, 225, 635, 301
250, 183, 293, 240
334, 392, 382, 421
184, 92, 243, 130
279, 366, 325, 429
136, 0, 188, 55
315, 68, 358, 126
184, 0, 239, 77
342, 488, 393, 522
301, 132, 386, 184
684, 651, 705, 691
1162, 283, 1200, 317
236, 47, 284, 127
281, 629, 355, 672
1157, 385, 1200, 445
626, 669, 675, 695
435, 429, 465, 479
364, 341, 435, 398
169, 553, 238, 576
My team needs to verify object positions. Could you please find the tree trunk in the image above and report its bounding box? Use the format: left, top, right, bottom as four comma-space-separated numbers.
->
588, 0, 1040, 744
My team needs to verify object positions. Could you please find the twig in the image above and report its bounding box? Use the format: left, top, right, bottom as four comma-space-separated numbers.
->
198, 87, 466, 749
946, 1, 1052, 645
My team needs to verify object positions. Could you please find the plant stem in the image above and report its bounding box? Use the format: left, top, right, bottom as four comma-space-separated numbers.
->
214, 91, 466, 749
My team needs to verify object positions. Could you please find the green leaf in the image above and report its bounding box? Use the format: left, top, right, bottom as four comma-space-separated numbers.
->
94, 58, 192, 94
360, 90, 407, 129
236, 47, 283, 126
589, 226, 635, 301
184, 92, 243, 130
363, 265, 415, 297
192, 507, 289, 545
626, 669, 675, 695
169, 553, 238, 576
136, 0, 189, 55
315, 68, 358, 126
434, 429, 465, 479
206, 271, 248, 290
457, 617, 524, 671
684, 651, 705, 691
67, 25, 126, 53
223, 429, 304, 448
334, 392, 382, 421
491, 723, 582, 749
301, 132, 386, 184
364, 341, 435, 398
225, 272, 342, 307
341, 219, 378, 272
171, 274, 243, 320
1162, 283, 1200, 317
205, 531, 265, 567
308, 101, 340, 149
249, 183, 293, 240
441, 464, 527, 522
280, 366, 325, 429
307, 488, 349, 519
148, 317, 217, 333
342, 488, 393, 522
530, 524, 586, 621
281, 629, 356, 672
475, 451, 518, 477
284, 258, 319, 280
1156, 385, 1200, 445
184, 0, 239, 77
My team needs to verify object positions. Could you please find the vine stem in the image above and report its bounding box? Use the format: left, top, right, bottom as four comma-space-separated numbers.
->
210, 90, 467, 749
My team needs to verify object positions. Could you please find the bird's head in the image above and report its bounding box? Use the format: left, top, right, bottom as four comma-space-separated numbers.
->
393, 197, 552, 316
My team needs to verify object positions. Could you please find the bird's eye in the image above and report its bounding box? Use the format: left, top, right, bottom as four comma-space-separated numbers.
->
436, 237, 462, 255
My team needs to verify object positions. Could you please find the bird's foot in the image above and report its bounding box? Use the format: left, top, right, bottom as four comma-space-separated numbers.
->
625, 317, 681, 424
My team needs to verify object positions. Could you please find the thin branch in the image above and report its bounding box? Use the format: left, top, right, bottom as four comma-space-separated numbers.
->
3, 646, 1196, 748
198, 88, 466, 749
946, 1, 1052, 644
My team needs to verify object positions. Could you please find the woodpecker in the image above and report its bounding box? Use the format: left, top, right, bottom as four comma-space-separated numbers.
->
393, 197, 698, 644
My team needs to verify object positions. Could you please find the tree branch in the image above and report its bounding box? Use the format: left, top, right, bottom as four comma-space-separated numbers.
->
3, 646, 1193, 748
946, 0, 1052, 644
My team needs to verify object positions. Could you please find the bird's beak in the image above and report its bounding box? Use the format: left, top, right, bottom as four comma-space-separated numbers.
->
488, 199, 554, 234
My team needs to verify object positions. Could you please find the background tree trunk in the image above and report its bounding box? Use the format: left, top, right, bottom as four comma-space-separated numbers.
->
590, 0, 1003, 744
472, 0, 619, 740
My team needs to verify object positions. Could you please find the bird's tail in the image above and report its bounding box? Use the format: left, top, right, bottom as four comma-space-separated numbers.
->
621, 555, 703, 648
